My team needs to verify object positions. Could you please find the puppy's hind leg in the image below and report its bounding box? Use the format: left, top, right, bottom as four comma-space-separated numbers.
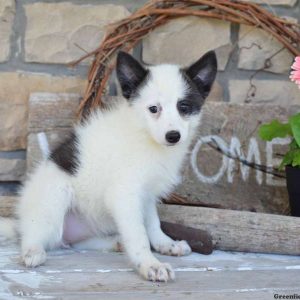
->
18, 161, 73, 267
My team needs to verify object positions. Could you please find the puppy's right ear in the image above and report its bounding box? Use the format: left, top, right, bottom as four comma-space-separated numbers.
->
116, 51, 148, 99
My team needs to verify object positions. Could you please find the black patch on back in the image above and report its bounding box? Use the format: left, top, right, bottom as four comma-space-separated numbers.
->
49, 131, 80, 175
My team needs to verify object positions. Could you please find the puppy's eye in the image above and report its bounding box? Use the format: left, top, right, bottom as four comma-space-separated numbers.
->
149, 106, 158, 113
178, 101, 191, 114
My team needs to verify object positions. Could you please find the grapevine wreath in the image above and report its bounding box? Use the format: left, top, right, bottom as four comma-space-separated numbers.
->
70, 0, 300, 253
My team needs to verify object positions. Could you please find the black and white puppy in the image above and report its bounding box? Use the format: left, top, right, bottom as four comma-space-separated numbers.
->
0, 51, 217, 282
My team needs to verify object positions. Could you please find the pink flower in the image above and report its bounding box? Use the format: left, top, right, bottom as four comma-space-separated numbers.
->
290, 56, 300, 89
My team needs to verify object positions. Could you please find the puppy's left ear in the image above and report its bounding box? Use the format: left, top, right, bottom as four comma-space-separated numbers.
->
185, 51, 217, 99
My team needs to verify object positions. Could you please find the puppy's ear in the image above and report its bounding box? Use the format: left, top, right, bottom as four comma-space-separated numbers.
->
116, 51, 148, 99
185, 51, 217, 99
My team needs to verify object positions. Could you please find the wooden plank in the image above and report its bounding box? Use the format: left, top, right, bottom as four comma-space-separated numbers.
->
26, 92, 81, 172
2, 270, 300, 299
28, 92, 81, 133
26, 93, 120, 171
0, 158, 25, 181
27, 130, 73, 172
158, 204, 300, 255
176, 103, 300, 214
1, 242, 300, 299
0, 196, 16, 217
26, 94, 298, 213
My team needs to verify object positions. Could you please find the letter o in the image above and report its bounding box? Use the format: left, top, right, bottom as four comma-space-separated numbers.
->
191, 135, 228, 184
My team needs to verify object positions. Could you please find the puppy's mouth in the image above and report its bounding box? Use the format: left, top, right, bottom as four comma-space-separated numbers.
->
165, 142, 179, 147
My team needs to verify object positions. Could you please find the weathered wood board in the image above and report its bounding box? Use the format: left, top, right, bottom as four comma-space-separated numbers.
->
176, 103, 300, 214
0, 158, 25, 181
25, 93, 299, 214
0, 196, 15, 218
1, 240, 300, 299
26, 93, 80, 171
158, 204, 300, 255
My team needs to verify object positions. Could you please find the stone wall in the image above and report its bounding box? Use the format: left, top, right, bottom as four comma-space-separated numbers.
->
0, 0, 299, 213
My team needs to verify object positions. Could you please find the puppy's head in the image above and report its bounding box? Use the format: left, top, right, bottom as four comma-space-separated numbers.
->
116, 51, 217, 147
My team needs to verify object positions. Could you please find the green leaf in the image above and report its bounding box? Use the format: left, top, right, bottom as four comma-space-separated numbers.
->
291, 149, 300, 167
290, 139, 299, 151
289, 113, 300, 147
258, 120, 292, 141
280, 148, 300, 169
279, 151, 294, 170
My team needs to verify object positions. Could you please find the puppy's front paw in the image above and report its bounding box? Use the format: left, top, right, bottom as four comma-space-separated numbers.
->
22, 247, 46, 267
139, 262, 175, 282
155, 240, 191, 256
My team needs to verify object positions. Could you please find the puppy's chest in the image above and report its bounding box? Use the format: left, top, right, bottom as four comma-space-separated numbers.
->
144, 159, 182, 197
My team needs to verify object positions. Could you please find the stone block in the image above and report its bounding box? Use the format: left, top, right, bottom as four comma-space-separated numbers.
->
24, 3, 129, 64
241, 0, 297, 6
143, 17, 232, 70
229, 79, 300, 105
0, 0, 15, 62
0, 72, 85, 151
238, 24, 294, 74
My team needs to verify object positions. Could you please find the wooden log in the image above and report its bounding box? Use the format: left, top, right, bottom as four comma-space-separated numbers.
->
158, 204, 300, 255
161, 221, 213, 254
0, 195, 214, 255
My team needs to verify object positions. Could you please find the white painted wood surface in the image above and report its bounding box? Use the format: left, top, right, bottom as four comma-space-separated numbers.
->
1, 239, 299, 299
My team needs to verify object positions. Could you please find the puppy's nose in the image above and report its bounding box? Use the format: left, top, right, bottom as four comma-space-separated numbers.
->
166, 131, 181, 144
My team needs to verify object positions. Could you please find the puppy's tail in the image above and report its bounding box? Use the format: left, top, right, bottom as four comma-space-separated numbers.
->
0, 217, 17, 239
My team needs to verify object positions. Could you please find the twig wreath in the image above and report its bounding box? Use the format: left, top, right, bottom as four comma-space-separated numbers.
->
71, 0, 300, 208
71, 0, 300, 117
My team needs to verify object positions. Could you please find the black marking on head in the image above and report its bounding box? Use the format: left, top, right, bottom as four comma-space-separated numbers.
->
178, 71, 204, 117
116, 51, 149, 100
184, 50, 217, 99
49, 131, 79, 175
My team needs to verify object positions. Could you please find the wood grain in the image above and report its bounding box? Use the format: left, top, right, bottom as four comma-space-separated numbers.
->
28, 92, 81, 133
158, 204, 300, 255
0, 196, 16, 217
1, 242, 300, 299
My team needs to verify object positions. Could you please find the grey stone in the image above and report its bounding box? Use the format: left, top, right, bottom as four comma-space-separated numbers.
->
241, 0, 297, 6
0, 0, 15, 62
143, 17, 232, 70
24, 3, 130, 64
207, 81, 223, 102
229, 80, 300, 105
0, 72, 85, 151
238, 24, 294, 74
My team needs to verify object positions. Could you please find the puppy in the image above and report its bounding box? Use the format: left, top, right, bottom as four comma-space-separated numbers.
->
0, 51, 217, 282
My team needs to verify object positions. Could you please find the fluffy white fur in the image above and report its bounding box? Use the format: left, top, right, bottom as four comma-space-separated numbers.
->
0, 51, 217, 282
